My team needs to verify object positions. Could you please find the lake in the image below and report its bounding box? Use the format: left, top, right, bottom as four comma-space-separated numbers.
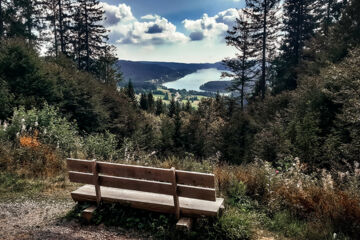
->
162, 68, 230, 92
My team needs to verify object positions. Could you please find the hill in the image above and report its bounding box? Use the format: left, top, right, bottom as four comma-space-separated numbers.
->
116, 60, 226, 89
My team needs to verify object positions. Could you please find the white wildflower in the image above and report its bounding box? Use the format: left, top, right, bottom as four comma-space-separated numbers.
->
34, 121, 39, 127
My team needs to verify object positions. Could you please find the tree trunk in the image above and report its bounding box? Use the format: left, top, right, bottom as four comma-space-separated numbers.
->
261, 0, 267, 100
0, 0, 3, 37
58, 0, 65, 53
84, 1, 90, 70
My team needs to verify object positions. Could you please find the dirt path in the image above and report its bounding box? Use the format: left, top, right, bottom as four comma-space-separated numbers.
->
0, 197, 142, 240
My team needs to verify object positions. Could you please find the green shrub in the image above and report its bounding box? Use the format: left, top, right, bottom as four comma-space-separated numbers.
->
83, 131, 118, 161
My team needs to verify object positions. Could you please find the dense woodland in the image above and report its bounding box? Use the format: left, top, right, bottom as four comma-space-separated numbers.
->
1, 0, 360, 239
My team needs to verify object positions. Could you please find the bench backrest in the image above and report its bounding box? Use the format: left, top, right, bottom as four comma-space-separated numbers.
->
66, 158, 216, 202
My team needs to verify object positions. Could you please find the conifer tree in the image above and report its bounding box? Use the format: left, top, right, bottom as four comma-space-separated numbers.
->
44, 0, 73, 56
72, 0, 108, 71
125, 80, 136, 102
140, 93, 148, 111
147, 92, 154, 112
168, 97, 176, 118
155, 98, 164, 115
245, 0, 281, 99
272, 0, 317, 93
222, 10, 258, 110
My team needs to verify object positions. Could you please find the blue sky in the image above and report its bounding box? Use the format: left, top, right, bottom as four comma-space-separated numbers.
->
101, 0, 245, 63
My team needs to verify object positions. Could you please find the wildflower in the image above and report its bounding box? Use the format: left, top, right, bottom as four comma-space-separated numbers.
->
34, 121, 39, 127
275, 170, 279, 174
355, 161, 359, 169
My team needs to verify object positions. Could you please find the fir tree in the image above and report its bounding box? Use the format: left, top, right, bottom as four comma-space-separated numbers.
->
272, 0, 317, 93
140, 93, 148, 111
222, 10, 258, 110
245, 0, 281, 99
168, 97, 176, 118
155, 98, 164, 115
126, 80, 136, 102
44, 0, 73, 56
72, 0, 108, 71
147, 92, 154, 112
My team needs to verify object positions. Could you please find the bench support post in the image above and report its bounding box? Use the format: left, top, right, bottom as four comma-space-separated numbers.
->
171, 167, 180, 219
92, 159, 101, 205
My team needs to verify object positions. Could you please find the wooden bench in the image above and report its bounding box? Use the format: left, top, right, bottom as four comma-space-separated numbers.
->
66, 158, 224, 229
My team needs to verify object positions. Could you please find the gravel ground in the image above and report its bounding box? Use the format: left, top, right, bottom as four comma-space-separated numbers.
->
0, 197, 142, 240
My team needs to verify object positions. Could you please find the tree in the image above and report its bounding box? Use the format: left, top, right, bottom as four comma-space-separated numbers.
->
315, 0, 348, 36
43, 0, 73, 56
147, 92, 154, 112
185, 99, 192, 113
72, 0, 108, 71
139, 93, 148, 111
222, 10, 258, 110
125, 80, 136, 102
94, 45, 122, 87
155, 98, 164, 115
245, 0, 281, 99
14, 0, 45, 42
272, 0, 318, 94
168, 97, 177, 118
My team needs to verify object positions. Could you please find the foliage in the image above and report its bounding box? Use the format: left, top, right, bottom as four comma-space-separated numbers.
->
83, 131, 118, 161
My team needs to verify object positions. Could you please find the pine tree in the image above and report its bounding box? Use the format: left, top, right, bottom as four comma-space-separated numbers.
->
14, 0, 45, 42
140, 93, 148, 111
0, 0, 3, 37
155, 98, 164, 115
94, 45, 121, 87
245, 0, 281, 99
315, 0, 348, 35
126, 80, 136, 102
147, 92, 154, 112
44, 0, 73, 56
72, 0, 108, 71
185, 99, 192, 113
168, 97, 176, 118
272, 0, 317, 93
222, 10, 258, 110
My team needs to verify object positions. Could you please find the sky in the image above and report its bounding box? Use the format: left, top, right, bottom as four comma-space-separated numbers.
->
101, 0, 246, 63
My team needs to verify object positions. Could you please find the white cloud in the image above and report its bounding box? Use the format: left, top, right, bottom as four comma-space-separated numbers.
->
183, 8, 239, 41
102, 3, 188, 46
101, 2, 135, 26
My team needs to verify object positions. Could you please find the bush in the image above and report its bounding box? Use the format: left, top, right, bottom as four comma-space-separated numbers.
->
83, 131, 118, 161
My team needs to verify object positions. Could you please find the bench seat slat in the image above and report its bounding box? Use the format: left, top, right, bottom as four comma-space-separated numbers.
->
71, 185, 224, 217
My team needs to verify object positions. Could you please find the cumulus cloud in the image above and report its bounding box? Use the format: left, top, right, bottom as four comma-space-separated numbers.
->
183, 8, 239, 41
101, 2, 135, 26
102, 3, 188, 45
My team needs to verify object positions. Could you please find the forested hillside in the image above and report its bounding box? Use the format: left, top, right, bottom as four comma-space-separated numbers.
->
0, 0, 360, 239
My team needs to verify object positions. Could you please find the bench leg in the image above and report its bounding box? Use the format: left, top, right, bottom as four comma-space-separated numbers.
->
82, 205, 97, 222
176, 217, 193, 231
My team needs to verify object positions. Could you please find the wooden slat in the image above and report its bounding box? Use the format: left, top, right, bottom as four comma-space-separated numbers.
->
67, 158, 93, 173
99, 175, 173, 195
97, 162, 173, 183
68, 171, 93, 184
176, 170, 215, 188
71, 185, 224, 217
178, 185, 216, 201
